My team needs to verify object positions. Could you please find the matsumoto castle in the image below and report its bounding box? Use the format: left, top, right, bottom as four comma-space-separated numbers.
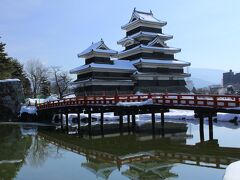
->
70, 9, 191, 95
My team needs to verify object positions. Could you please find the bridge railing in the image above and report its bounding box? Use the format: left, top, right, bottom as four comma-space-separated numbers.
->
37, 94, 240, 110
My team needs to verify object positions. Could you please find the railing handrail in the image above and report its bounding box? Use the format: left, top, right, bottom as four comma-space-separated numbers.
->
37, 93, 240, 110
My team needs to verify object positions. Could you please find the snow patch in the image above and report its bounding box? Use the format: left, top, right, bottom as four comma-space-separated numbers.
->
117, 99, 153, 106
217, 113, 240, 122
43, 95, 59, 103
20, 106, 37, 115
0, 79, 20, 83
224, 161, 240, 180
63, 94, 76, 99
26, 98, 45, 105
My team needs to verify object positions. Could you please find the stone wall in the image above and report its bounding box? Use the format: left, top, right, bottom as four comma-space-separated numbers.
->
0, 79, 25, 116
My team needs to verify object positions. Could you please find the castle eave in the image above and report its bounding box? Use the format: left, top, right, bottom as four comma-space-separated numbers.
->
72, 79, 134, 87
118, 45, 181, 59
121, 19, 167, 31
133, 73, 190, 80
117, 32, 173, 46
133, 58, 191, 67
70, 60, 136, 74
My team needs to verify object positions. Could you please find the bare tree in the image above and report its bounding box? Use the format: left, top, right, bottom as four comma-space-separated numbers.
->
25, 59, 48, 98
51, 66, 72, 99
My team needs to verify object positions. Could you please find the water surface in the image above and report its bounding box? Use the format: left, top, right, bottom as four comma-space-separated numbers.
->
1, 120, 240, 180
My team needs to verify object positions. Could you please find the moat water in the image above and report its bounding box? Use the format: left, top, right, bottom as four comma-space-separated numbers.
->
1, 119, 240, 180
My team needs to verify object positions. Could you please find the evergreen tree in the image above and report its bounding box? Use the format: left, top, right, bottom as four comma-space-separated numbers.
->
0, 37, 32, 97
11, 59, 32, 97
0, 40, 13, 79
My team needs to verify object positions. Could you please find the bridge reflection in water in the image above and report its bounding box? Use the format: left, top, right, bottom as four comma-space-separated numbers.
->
39, 123, 240, 179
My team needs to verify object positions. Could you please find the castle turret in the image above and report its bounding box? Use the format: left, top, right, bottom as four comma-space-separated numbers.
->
70, 40, 135, 95
117, 9, 191, 93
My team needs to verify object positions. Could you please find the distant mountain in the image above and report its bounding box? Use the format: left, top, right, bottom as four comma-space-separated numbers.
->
188, 68, 225, 88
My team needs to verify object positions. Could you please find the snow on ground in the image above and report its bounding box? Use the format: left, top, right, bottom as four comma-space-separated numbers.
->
54, 112, 120, 127
63, 94, 76, 99
20, 106, 37, 115
217, 113, 240, 122
26, 95, 59, 105
43, 95, 59, 103
165, 109, 194, 120
26, 98, 45, 105
117, 99, 153, 106
224, 161, 240, 180
0, 79, 20, 83
55, 109, 240, 128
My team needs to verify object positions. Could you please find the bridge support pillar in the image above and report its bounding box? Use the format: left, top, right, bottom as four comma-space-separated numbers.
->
199, 115, 204, 142
60, 113, 64, 131
132, 113, 136, 132
119, 114, 123, 133
127, 114, 130, 132
100, 111, 104, 135
161, 112, 165, 137
65, 113, 69, 134
77, 113, 81, 135
151, 113, 156, 135
208, 115, 213, 140
88, 112, 92, 136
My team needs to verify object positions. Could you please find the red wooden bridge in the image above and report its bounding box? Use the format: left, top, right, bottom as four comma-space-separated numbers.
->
36, 93, 240, 138
37, 94, 240, 113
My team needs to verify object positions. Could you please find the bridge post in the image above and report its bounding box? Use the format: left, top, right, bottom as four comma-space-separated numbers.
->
208, 115, 213, 140
148, 92, 152, 99
60, 113, 64, 131
199, 115, 204, 142
65, 113, 69, 134
115, 90, 119, 104
213, 96, 218, 108
88, 112, 92, 136
161, 112, 165, 137
132, 113, 136, 132
119, 114, 123, 133
177, 95, 181, 104
236, 97, 240, 107
77, 113, 81, 135
194, 95, 197, 105
127, 114, 130, 132
162, 95, 166, 105
100, 111, 104, 135
151, 113, 155, 135
84, 91, 87, 105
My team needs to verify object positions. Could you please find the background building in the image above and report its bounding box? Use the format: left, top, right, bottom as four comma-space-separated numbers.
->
223, 70, 240, 87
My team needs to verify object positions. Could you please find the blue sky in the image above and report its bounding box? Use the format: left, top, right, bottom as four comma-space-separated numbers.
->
0, 0, 240, 72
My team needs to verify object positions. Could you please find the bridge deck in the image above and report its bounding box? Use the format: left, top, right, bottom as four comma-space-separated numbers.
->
37, 94, 240, 114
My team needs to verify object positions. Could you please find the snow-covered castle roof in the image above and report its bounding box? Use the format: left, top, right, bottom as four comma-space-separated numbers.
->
77, 39, 117, 58
121, 9, 167, 30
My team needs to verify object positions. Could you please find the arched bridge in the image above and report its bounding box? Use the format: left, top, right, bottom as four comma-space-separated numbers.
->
36, 94, 240, 136
37, 94, 240, 113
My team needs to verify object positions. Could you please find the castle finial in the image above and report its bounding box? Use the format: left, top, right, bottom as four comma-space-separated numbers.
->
92, 41, 94, 44
100, 38, 103, 42
150, 9, 153, 14
134, 7, 136, 12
